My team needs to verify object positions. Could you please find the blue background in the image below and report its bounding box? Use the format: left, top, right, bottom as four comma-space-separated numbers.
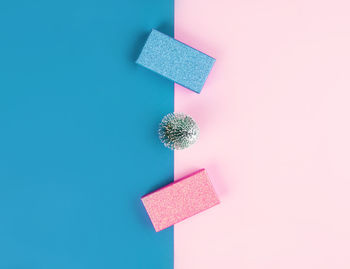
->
0, 0, 173, 268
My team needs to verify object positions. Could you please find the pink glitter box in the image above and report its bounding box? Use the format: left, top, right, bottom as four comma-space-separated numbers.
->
141, 169, 220, 232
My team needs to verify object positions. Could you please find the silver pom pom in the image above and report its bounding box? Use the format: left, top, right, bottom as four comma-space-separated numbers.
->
159, 113, 200, 150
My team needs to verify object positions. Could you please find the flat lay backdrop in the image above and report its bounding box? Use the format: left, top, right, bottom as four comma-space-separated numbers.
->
0, 0, 173, 268
1, 0, 350, 268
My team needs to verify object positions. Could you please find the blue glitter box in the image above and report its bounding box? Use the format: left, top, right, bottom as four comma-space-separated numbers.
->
136, 29, 215, 94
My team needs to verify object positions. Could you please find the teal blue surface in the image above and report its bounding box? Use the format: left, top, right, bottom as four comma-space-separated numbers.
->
0, 0, 173, 268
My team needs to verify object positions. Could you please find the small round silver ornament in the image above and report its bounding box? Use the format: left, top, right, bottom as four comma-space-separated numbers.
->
158, 113, 200, 150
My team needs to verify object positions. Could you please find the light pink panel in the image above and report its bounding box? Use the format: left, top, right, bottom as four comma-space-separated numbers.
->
174, 0, 350, 268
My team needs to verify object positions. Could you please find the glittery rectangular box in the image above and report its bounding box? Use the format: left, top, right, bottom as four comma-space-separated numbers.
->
136, 29, 215, 93
141, 169, 220, 232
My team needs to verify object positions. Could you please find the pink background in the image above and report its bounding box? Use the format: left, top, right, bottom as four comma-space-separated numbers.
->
174, 0, 350, 268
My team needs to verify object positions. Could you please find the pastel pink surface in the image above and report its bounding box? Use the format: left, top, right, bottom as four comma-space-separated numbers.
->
175, 0, 350, 268
141, 169, 219, 232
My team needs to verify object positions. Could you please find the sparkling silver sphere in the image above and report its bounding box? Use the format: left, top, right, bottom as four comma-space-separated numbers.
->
158, 113, 200, 150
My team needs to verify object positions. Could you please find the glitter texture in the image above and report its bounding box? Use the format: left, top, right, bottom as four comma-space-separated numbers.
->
136, 29, 215, 93
159, 113, 199, 150
141, 169, 220, 232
